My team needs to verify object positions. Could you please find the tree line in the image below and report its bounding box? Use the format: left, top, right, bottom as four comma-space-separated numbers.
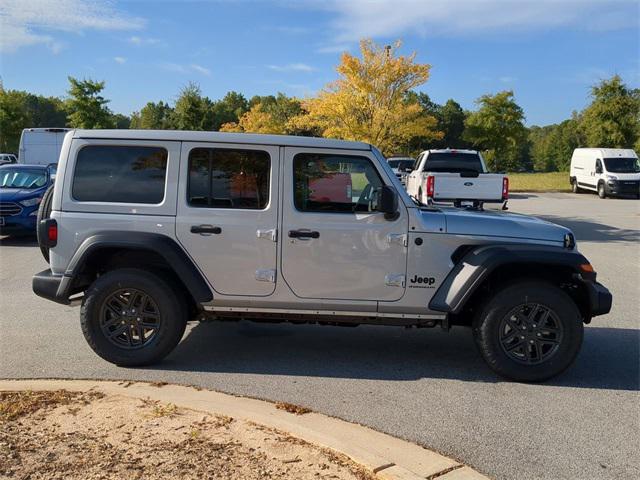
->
1, 40, 638, 172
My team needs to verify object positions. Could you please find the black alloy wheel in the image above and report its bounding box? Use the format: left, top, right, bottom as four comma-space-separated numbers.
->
498, 303, 563, 365
99, 288, 161, 349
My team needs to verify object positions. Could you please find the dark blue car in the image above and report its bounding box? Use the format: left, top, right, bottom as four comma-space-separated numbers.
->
0, 164, 56, 236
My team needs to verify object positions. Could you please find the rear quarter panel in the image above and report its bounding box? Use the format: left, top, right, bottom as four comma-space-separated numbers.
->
49, 137, 181, 274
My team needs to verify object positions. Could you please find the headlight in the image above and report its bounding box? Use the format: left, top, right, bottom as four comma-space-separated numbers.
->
20, 197, 42, 207
606, 175, 618, 181
563, 232, 576, 249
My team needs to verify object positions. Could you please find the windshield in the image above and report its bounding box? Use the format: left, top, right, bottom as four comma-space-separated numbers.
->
603, 157, 640, 173
387, 159, 414, 170
424, 152, 483, 173
0, 169, 47, 189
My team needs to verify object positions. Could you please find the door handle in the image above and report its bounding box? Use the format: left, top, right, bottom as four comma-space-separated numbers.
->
191, 224, 222, 235
288, 229, 319, 239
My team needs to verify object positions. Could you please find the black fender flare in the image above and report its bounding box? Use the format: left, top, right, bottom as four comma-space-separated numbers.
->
428, 244, 590, 314
62, 232, 212, 304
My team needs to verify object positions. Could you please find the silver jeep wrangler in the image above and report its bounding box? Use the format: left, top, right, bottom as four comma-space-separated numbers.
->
33, 130, 612, 381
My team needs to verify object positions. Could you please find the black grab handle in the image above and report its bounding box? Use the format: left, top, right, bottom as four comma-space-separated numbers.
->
191, 225, 222, 234
288, 230, 319, 239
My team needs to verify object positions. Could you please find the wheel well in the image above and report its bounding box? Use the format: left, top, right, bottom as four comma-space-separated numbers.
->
451, 262, 591, 326
72, 247, 200, 318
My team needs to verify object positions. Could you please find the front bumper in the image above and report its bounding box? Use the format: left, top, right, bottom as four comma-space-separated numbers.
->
0, 214, 36, 235
605, 180, 640, 197
32, 269, 72, 305
586, 281, 612, 317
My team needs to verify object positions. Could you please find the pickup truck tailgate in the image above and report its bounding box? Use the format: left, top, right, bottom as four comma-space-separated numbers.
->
431, 173, 505, 202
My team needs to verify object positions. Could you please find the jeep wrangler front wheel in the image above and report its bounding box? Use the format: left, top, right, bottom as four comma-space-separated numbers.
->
472, 281, 583, 382
80, 268, 187, 367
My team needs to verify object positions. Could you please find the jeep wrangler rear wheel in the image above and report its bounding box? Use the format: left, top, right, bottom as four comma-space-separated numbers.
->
80, 268, 187, 366
472, 281, 583, 382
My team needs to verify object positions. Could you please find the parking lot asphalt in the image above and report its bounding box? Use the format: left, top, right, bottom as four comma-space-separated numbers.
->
1, 192, 638, 480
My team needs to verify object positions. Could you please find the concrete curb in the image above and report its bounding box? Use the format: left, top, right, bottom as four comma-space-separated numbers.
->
0, 379, 487, 480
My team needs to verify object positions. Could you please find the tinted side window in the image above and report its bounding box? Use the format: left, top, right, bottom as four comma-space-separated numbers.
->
188, 148, 270, 209
293, 153, 383, 213
73, 145, 167, 203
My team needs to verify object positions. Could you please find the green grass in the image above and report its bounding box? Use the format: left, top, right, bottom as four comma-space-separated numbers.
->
508, 172, 571, 192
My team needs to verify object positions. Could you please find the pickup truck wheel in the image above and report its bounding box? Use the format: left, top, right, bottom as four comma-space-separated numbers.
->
472, 281, 583, 382
36, 185, 54, 262
80, 268, 187, 367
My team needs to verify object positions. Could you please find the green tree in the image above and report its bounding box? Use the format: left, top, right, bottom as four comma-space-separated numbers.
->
221, 93, 312, 135
171, 82, 214, 130
111, 113, 131, 129
22, 93, 67, 128
66, 77, 114, 128
211, 91, 249, 130
0, 88, 30, 153
580, 75, 640, 148
439, 99, 467, 148
130, 101, 174, 129
464, 90, 527, 171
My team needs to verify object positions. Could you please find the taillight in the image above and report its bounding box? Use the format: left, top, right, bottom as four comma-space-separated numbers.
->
426, 175, 435, 198
48, 223, 57, 243
38, 218, 57, 248
502, 177, 509, 200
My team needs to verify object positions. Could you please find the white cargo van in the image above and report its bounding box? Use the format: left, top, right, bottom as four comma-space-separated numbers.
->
569, 148, 640, 199
18, 128, 71, 165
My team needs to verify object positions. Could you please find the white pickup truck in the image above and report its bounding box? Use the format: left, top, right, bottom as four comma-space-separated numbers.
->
406, 149, 508, 207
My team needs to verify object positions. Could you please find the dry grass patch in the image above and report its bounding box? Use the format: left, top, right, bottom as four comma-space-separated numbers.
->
0, 390, 102, 421
275, 401, 312, 415
0, 389, 370, 480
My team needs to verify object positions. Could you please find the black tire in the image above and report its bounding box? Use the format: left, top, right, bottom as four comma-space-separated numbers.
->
472, 281, 583, 382
80, 268, 187, 367
597, 182, 606, 199
36, 184, 55, 262
571, 178, 581, 194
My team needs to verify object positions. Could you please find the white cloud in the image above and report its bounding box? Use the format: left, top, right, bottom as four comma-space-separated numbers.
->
268, 63, 316, 72
190, 64, 211, 76
313, 0, 639, 41
316, 44, 350, 54
0, 0, 144, 53
160, 62, 211, 76
128, 35, 161, 46
114, 56, 127, 64
499, 76, 516, 83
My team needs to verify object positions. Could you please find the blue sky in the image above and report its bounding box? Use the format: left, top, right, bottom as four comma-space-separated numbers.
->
1, 0, 638, 126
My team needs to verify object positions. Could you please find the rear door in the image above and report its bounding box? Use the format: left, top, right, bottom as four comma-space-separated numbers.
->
176, 142, 279, 296
281, 147, 408, 301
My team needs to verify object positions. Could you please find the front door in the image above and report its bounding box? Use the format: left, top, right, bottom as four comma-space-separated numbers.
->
176, 142, 279, 296
281, 147, 408, 301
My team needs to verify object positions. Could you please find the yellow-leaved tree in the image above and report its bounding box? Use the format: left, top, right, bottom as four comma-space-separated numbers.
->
220, 93, 313, 135
293, 40, 441, 154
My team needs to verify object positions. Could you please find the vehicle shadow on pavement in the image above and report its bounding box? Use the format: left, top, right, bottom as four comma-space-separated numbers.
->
0, 235, 38, 247
537, 215, 640, 243
156, 322, 639, 391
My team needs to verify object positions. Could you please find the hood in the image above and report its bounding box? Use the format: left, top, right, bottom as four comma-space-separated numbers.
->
0, 188, 44, 202
439, 207, 571, 244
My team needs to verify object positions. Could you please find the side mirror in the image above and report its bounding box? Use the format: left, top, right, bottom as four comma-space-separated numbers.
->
376, 185, 399, 220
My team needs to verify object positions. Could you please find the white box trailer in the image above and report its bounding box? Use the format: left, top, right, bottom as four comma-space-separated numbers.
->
18, 128, 71, 165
